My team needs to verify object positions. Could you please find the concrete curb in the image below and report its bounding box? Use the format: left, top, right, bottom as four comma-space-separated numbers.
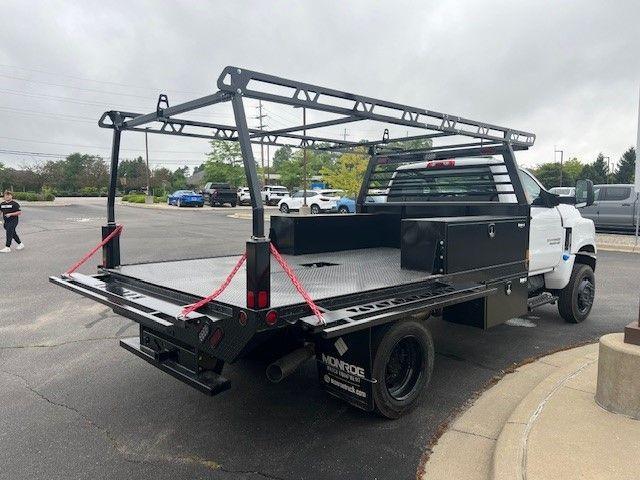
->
20, 201, 72, 207
597, 243, 639, 253
491, 356, 596, 480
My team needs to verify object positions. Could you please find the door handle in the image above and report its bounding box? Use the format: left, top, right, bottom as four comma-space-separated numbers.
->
622, 203, 631, 207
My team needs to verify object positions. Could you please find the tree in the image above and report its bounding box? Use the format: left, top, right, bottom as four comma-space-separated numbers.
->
207, 140, 242, 166
590, 153, 609, 184
320, 148, 368, 195
385, 137, 433, 151
614, 147, 635, 184
203, 161, 244, 187
277, 158, 302, 191
272, 145, 293, 171
118, 157, 148, 192
171, 166, 190, 189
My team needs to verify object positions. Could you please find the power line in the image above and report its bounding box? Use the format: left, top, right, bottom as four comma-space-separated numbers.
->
0, 63, 208, 96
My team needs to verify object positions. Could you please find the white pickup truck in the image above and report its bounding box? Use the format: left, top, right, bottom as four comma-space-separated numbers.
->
390, 157, 597, 324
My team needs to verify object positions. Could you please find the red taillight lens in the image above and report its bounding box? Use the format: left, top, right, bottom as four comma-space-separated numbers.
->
265, 310, 278, 326
247, 291, 255, 308
258, 290, 269, 308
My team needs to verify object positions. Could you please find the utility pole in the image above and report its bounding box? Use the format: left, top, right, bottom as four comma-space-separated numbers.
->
554, 148, 564, 187
603, 156, 611, 183
255, 100, 268, 185
342, 128, 349, 142
144, 128, 151, 199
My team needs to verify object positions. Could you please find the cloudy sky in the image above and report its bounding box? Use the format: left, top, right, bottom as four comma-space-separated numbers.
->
1, 0, 638, 173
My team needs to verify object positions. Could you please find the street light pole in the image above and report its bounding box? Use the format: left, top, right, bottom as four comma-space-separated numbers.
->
144, 128, 151, 197
603, 156, 611, 183
554, 148, 564, 187
303, 106, 308, 208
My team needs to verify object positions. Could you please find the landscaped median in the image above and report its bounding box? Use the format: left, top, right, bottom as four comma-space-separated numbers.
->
420, 342, 640, 480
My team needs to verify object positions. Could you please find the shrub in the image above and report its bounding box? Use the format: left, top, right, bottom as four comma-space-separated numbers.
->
154, 195, 168, 203
122, 194, 146, 203
11, 191, 55, 202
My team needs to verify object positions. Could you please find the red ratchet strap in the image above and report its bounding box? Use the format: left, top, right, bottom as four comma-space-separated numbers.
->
179, 244, 325, 326
179, 253, 247, 319
269, 243, 325, 325
65, 225, 123, 275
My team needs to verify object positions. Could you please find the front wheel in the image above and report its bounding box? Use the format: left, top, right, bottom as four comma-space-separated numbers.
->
558, 263, 595, 323
279, 203, 289, 213
338, 206, 349, 214
177, 199, 182, 207
310, 204, 321, 215
372, 320, 434, 419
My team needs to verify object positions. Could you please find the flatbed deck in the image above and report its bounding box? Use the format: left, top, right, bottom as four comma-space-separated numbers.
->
108, 248, 431, 309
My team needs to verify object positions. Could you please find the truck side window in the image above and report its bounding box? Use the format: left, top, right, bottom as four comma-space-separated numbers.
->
518, 171, 541, 205
602, 187, 631, 201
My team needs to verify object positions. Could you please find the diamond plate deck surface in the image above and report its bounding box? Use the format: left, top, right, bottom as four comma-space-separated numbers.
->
110, 248, 430, 308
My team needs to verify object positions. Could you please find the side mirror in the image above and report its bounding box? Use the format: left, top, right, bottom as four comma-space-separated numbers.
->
575, 179, 594, 207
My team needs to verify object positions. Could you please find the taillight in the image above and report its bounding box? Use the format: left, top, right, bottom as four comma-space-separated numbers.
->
265, 310, 278, 326
426, 159, 455, 169
247, 291, 255, 308
258, 291, 269, 308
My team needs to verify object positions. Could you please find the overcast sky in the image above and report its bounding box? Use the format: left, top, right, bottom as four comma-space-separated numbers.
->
1, 0, 639, 173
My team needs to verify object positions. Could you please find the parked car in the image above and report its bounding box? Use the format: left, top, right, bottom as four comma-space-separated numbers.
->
237, 187, 251, 205
549, 186, 575, 197
335, 196, 356, 213
167, 190, 204, 207
202, 182, 237, 207
262, 185, 290, 205
580, 184, 638, 230
277, 189, 343, 214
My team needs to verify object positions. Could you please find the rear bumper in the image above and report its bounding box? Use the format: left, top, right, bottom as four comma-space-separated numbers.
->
120, 337, 230, 395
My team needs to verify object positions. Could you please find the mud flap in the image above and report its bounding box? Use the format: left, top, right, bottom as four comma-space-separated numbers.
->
315, 328, 374, 411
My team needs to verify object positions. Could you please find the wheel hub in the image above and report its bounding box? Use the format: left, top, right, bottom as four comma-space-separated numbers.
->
385, 337, 422, 401
577, 278, 594, 314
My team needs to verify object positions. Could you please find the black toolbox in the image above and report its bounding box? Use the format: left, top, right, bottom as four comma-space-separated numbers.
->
400, 215, 528, 274
270, 213, 400, 255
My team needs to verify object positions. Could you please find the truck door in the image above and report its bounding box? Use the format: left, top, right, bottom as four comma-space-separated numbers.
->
579, 186, 601, 226
519, 171, 564, 274
598, 186, 634, 228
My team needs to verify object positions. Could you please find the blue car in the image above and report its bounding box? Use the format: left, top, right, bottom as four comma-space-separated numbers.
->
167, 190, 204, 207
334, 196, 356, 213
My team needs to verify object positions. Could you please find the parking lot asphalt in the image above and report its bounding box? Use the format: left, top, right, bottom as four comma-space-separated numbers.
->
1, 198, 639, 480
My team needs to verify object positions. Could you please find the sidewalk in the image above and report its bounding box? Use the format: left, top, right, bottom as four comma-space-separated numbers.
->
597, 233, 639, 253
420, 341, 640, 480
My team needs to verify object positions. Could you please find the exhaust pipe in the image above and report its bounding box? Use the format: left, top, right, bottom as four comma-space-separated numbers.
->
266, 344, 315, 383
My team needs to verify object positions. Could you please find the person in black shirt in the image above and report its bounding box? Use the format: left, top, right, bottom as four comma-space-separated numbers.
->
1, 190, 24, 253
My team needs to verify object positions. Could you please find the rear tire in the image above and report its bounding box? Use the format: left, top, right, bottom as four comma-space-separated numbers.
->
338, 206, 349, 214
177, 199, 182, 207
372, 320, 434, 419
230, 201, 237, 207
310, 204, 320, 214
279, 203, 289, 213
558, 263, 595, 323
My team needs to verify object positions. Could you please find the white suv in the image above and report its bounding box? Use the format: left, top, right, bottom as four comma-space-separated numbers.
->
237, 187, 251, 205
278, 189, 343, 214
261, 185, 289, 205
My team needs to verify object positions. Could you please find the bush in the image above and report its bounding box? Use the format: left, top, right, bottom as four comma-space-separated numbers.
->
154, 195, 168, 203
122, 194, 146, 203
11, 191, 55, 202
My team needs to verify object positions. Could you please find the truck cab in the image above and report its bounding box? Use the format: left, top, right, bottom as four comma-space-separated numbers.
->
383, 157, 597, 323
